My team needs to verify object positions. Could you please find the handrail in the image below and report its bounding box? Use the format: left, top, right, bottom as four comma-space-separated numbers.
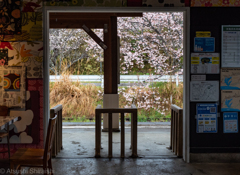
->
50, 104, 63, 157
170, 104, 183, 158
95, 105, 138, 158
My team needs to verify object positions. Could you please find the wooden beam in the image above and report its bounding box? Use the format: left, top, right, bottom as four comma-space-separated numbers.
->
50, 19, 109, 29
50, 13, 143, 20
82, 24, 107, 50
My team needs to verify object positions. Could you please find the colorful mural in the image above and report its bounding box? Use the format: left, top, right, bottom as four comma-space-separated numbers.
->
0, 42, 43, 78
0, 66, 26, 108
191, 0, 240, 6
142, 0, 185, 7
45, 0, 127, 6
22, 0, 43, 12
0, 0, 22, 35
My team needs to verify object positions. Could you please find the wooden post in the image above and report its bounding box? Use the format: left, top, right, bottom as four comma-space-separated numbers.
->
121, 113, 125, 158
104, 18, 112, 94
131, 110, 138, 157
170, 109, 173, 149
108, 113, 112, 158
111, 16, 118, 94
50, 109, 56, 157
95, 110, 101, 157
178, 110, 183, 157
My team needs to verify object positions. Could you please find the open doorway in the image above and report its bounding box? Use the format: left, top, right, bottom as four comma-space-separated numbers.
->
44, 8, 190, 161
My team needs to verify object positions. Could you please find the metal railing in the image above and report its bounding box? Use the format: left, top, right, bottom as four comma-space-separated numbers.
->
50, 104, 63, 157
95, 104, 138, 158
50, 75, 183, 82
170, 104, 183, 157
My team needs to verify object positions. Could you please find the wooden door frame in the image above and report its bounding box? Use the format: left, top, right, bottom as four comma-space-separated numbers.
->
43, 7, 190, 162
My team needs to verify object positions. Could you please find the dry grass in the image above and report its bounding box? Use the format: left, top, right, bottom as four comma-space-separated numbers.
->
50, 73, 101, 119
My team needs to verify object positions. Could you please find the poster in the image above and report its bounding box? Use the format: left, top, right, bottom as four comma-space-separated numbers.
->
190, 81, 219, 102
221, 68, 240, 90
222, 26, 240, 67
221, 90, 240, 112
223, 112, 238, 133
191, 53, 220, 74
196, 103, 217, 133
194, 37, 215, 52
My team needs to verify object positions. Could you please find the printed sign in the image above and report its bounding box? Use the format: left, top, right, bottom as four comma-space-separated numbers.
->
222, 25, 240, 67
221, 90, 240, 112
194, 37, 215, 52
223, 112, 238, 133
196, 103, 218, 133
191, 53, 220, 74
190, 81, 219, 102
221, 68, 240, 90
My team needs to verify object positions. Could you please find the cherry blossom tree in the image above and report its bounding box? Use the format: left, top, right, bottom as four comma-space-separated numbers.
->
49, 12, 183, 76
49, 28, 103, 75
118, 12, 183, 76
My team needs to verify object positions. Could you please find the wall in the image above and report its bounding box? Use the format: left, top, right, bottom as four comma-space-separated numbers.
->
190, 7, 240, 154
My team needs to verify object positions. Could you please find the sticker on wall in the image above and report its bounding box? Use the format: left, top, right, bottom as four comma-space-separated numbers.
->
223, 112, 238, 133
0, 0, 21, 35
142, 0, 185, 7
0, 66, 26, 108
0, 42, 43, 78
191, 0, 240, 7
45, 0, 127, 7
196, 103, 218, 133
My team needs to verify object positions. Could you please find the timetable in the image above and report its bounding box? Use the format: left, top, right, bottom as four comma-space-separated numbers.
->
222, 25, 240, 67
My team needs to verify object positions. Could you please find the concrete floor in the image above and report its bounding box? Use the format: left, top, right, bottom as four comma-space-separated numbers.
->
1, 126, 240, 174
58, 127, 172, 158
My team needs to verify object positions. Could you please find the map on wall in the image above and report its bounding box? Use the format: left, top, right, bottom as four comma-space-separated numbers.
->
191, 53, 220, 74
190, 81, 219, 102
221, 68, 240, 90
221, 90, 240, 112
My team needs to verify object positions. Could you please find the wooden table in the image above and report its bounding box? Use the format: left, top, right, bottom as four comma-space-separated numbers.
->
0, 116, 19, 131
0, 116, 19, 158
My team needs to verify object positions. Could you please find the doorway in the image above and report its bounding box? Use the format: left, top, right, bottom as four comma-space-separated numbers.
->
43, 7, 190, 162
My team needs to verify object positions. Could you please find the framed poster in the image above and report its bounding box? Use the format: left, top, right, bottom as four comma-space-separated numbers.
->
222, 25, 240, 67
191, 53, 220, 74
196, 103, 218, 133
190, 81, 219, 102
223, 112, 238, 133
194, 37, 215, 52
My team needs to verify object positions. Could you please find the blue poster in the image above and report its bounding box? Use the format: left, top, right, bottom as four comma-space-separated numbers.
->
196, 103, 218, 133
223, 112, 238, 133
194, 37, 215, 52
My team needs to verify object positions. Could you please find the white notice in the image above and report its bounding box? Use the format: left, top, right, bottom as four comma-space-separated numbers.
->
222, 26, 240, 67
190, 81, 219, 102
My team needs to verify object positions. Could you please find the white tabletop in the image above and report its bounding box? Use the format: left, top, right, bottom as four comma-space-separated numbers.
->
0, 116, 19, 130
